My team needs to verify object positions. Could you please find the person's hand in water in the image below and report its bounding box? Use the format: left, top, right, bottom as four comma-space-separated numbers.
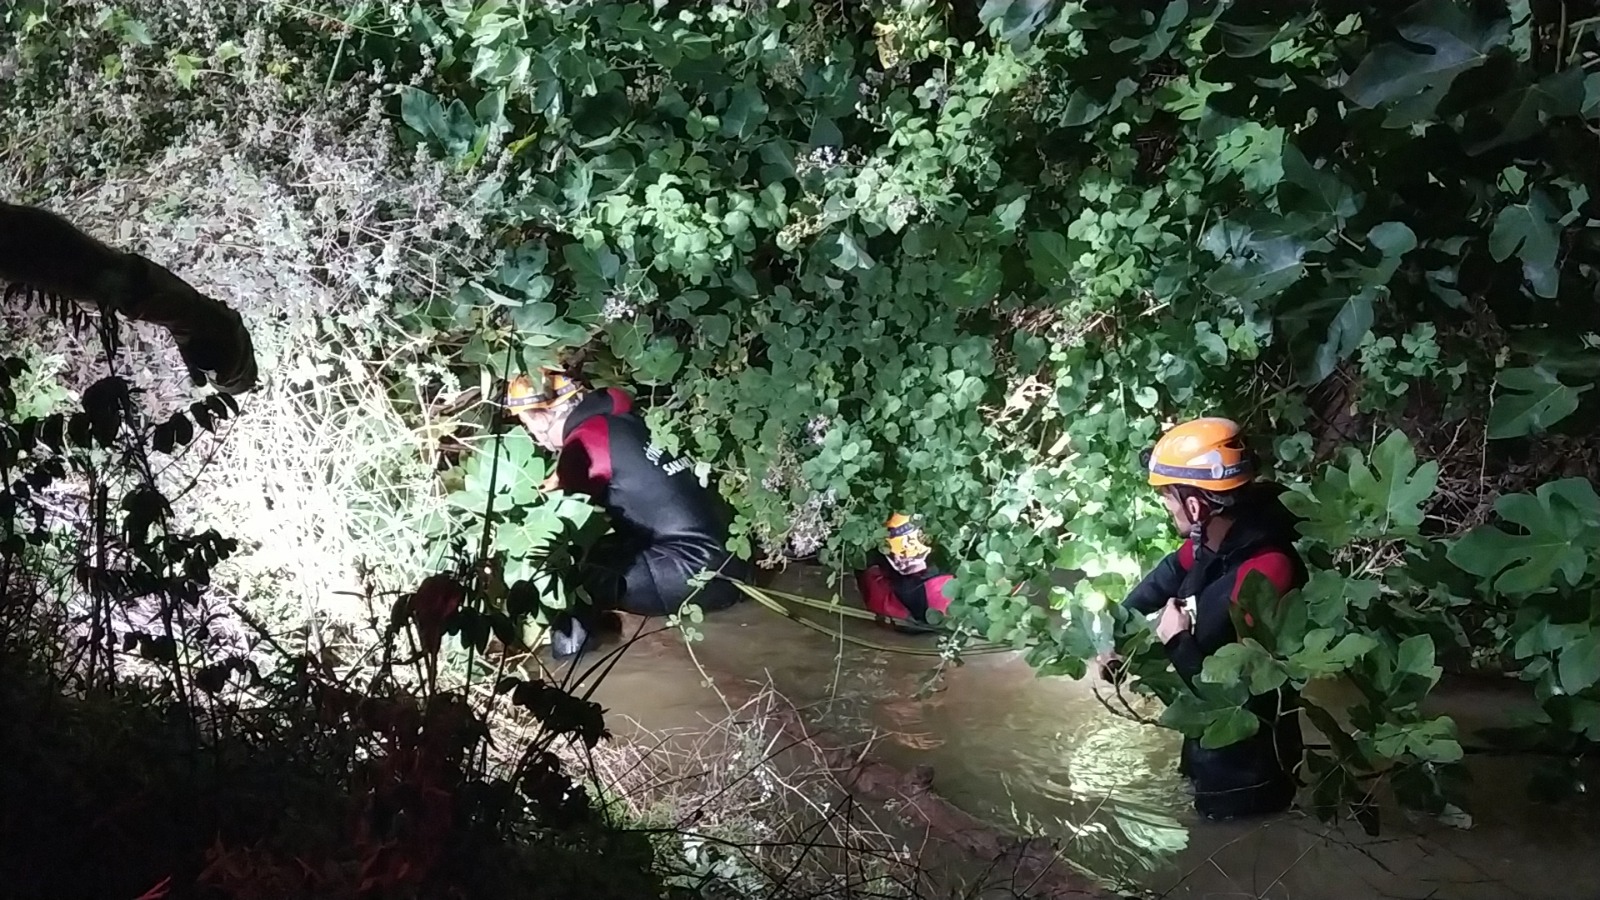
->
1155, 597, 1191, 644
1095, 649, 1124, 682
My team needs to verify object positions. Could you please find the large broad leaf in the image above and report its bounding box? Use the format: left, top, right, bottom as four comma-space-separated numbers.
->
1558, 634, 1600, 694
1058, 77, 1140, 127
1300, 569, 1382, 627
1280, 431, 1437, 546
400, 86, 448, 142
1362, 221, 1419, 284
1467, 67, 1588, 155
1305, 285, 1378, 386
1344, 0, 1508, 117
1448, 477, 1600, 595
1487, 366, 1590, 438
1489, 190, 1563, 298
1133, 0, 1189, 62
1361, 634, 1444, 710
452, 430, 549, 514
1214, 15, 1309, 58
720, 85, 769, 140
1357, 429, 1440, 534
1286, 629, 1380, 681
562, 241, 620, 295
1278, 144, 1361, 224
1200, 638, 1288, 694
1231, 569, 1309, 655
1203, 234, 1307, 307
978, 0, 1063, 51
1026, 231, 1074, 286
1371, 716, 1464, 764
1158, 679, 1260, 749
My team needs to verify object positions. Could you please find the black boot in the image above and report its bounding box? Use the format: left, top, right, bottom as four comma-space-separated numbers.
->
549, 610, 596, 662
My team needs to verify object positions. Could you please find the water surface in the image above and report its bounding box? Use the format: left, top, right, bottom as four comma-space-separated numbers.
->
575, 566, 1600, 899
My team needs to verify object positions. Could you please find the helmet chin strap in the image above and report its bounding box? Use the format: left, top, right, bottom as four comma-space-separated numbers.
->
1183, 489, 1216, 572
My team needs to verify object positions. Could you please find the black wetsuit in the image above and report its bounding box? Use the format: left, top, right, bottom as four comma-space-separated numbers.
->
555, 388, 746, 620
1121, 483, 1308, 819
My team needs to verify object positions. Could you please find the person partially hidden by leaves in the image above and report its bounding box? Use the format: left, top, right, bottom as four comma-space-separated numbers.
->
1096, 417, 1308, 820
504, 368, 749, 662
853, 513, 954, 633
0, 201, 257, 394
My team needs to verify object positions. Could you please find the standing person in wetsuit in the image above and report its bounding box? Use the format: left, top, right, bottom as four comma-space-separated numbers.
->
504, 369, 748, 661
853, 513, 954, 632
1098, 417, 1307, 820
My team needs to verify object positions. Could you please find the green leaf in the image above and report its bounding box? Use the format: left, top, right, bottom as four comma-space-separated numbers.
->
980, 0, 1065, 52
1300, 569, 1382, 627
1026, 231, 1074, 285
1487, 366, 1590, 438
1397, 634, 1442, 680
1058, 78, 1139, 127
169, 52, 202, 89
1286, 629, 1380, 680
1357, 430, 1440, 534
1136, 0, 1189, 62
1203, 234, 1307, 306
1200, 639, 1288, 694
1569, 698, 1600, 741
1489, 191, 1562, 298
1513, 615, 1589, 659
831, 232, 873, 271
563, 242, 617, 294
721, 85, 769, 140
1158, 679, 1259, 748
1468, 67, 1588, 155
1232, 569, 1309, 654
1279, 144, 1359, 223
1366, 221, 1418, 282
1372, 717, 1464, 764
1558, 635, 1600, 694
1343, 0, 1505, 115
1307, 285, 1377, 385
1200, 707, 1261, 750
400, 86, 448, 141
701, 314, 731, 347
1448, 477, 1600, 594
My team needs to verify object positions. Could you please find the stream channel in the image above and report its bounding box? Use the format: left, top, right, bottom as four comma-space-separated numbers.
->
569, 564, 1600, 900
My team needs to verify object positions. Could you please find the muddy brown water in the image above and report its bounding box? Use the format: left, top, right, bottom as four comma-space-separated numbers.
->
569, 566, 1600, 899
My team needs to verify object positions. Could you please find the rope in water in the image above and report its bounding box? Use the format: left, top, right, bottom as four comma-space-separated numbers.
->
725, 579, 1016, 657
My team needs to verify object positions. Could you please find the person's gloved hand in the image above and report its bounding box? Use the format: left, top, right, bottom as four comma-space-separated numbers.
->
1095, 648, 1124, 682
1156, 597, 1191, 643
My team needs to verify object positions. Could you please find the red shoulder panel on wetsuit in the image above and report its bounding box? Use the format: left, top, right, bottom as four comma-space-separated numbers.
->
1229, 549, 1296, 627
558, 417, 614, 495
858, 564, 912, 622
604, 387, 635, 415
1177, 539, 1196, 570
922, 574, 954, 615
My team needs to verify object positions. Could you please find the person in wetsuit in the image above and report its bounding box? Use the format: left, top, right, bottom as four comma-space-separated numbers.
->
504, 369, 748, 661
1099, 417, 1307, 820
853, 513, 954, 632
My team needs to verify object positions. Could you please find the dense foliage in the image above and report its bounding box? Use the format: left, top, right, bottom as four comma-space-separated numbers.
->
6, 0, 1600, 844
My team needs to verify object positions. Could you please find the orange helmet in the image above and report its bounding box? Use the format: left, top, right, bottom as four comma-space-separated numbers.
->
1143, 418, 1256, 492
503, 368, 581, 414
884, 512, 932, 561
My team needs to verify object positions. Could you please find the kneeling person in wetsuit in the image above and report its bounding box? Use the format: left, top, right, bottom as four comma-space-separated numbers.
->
1101, 417, 1307, 820
505, 369, 747, 660
853, 513, 953, 632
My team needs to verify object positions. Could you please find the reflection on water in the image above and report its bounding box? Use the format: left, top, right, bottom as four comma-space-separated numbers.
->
576, 565, 1600, 899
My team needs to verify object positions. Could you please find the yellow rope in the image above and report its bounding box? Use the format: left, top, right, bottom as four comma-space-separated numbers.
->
725, 580, 1014, 657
